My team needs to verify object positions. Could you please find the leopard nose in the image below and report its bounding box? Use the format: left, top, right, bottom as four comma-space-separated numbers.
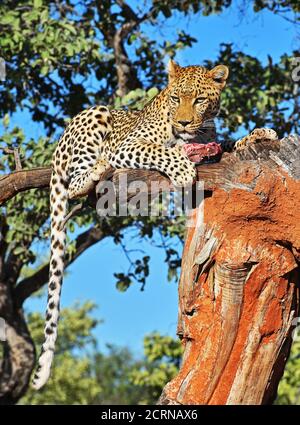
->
178, 120, 192, 127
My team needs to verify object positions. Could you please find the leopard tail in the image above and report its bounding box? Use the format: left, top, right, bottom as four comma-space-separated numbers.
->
32, 172, 68, 390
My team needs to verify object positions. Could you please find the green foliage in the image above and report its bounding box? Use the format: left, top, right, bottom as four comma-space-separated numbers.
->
0, 0, 101, 131
0, 0, 299, 404
114, 87, 159, 110
0, 117, 54, 265
93, 345, 144, 405
129, 332, 182, 404
115, 255, 150, 292
1, 0, 298, 295
22, 302, 101, 405
209, 44, 300, 138
252, 0, 300, 14
1, 0, 296, 135
151, 0, 232, 17
21, 302, 182, 405
0, 1, 202, 133
276, 340, 300, 405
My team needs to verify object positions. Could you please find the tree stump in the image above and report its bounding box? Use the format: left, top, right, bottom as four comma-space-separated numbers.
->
1, 135, 299, 404
158, 135, 300, 405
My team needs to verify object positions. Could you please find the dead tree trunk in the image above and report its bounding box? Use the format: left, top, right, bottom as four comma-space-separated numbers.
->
1, 135, 299, 404
158, 135, 300, 405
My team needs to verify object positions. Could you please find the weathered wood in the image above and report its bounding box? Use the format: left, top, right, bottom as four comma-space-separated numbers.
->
158, 135, 300, 405
2, 136, 297, 205
1, 136, 299, 405
0, 167, 52, 204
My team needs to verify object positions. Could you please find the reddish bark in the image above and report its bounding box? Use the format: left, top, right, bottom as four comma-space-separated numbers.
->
1, 135, 299, 404
159, 135, 300, 405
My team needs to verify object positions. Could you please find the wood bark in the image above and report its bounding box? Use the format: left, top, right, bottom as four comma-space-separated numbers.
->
0, 167, 51, 205
0, 283, 35, 405
0, 135, 299, 404
158, 135, 300, 405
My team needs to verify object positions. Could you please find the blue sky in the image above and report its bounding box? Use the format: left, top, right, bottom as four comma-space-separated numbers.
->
11, 3, 298, 356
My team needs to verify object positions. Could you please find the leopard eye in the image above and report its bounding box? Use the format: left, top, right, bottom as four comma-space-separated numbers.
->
194, 97, 207, 104
171, 95, 180, 102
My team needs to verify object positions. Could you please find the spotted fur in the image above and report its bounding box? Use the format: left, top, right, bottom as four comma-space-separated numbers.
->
234, 128, 278, 150
32, 60, 276, 389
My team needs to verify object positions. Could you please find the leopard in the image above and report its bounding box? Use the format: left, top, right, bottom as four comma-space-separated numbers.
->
32, 60, 277, 389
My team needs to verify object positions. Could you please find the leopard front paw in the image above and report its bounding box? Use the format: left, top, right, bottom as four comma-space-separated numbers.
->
169, 163, 196, 188
235, 128, 278, 151
91, 159, 109, 181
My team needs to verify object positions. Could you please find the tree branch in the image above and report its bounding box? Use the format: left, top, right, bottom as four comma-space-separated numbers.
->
0, 216, 9, 279
13, 214, 134, 305
95, 0, 142, 96
113, 21, 142, 96
2, 148, 22, 171
59, 202, 84, 230
0, 137, 289, 206
116, 0, 140, 22
0, 167, 51, 205
4, 135, 300, 306
14, 225, 105, 305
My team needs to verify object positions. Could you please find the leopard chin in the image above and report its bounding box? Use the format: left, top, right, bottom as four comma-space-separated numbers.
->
173, 128, 197, 142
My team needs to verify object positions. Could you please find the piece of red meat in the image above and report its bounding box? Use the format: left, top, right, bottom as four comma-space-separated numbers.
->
182, 142, 222, 163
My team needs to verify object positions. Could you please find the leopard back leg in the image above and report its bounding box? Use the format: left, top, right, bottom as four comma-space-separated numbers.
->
67, 106, 112, 199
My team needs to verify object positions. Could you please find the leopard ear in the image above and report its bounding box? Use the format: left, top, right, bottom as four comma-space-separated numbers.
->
208, 65, 229, 87
168, 59, 181, 84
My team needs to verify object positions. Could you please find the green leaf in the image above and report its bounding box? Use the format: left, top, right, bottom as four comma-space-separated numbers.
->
2, 113, 9, 128
33, 0, 43, 8
0, 13, 16, 25
13, 246, 25, 255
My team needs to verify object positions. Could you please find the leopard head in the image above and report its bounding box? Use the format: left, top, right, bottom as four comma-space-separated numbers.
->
167, 60, 229, 139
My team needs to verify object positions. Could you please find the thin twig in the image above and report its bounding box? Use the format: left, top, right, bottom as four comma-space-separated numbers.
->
59, 202, 84, 231
2, 147, 22, 170
13, 148, 22, 171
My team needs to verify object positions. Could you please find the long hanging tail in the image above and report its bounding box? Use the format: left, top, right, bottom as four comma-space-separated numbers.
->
32, 173, 68, 390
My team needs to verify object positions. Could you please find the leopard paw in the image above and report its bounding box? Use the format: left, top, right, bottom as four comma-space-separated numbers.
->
91, 159, 110, 181
235, 128, 278, 151
170, 163, 196, 188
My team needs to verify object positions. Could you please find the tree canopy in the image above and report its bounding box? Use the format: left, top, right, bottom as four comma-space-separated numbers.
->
0, 0, 299, 404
